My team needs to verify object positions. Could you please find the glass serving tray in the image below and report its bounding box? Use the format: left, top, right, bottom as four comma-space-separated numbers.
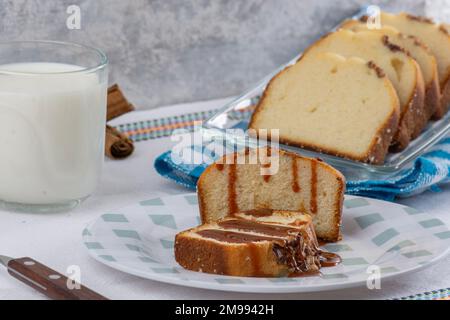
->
202, 7, 450, 181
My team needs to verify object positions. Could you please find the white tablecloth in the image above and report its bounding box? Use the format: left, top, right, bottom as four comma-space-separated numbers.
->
1, 98, 449, 300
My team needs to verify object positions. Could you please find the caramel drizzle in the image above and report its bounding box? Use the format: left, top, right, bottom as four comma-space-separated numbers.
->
261, 148, 272, 183
248, 243, 264, 276
310, 161, 318, 214
292, 158, 300, 193
228, 153, 238, 214
224, 149, 252, 213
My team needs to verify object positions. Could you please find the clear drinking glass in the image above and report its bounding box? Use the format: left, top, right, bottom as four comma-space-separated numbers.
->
0, 41, 108, 212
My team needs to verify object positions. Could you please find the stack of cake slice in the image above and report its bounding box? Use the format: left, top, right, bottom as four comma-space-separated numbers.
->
248, 11, 450, 163
371, 12, 450, 118
175, 148, 344, 277
340, 20, 440, 134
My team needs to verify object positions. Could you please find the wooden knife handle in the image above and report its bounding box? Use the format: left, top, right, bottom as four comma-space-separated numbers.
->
7, 257, 108, 300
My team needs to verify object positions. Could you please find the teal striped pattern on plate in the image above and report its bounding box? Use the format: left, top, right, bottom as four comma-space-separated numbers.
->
82, 194, 450, 293
394, 288, 450, 300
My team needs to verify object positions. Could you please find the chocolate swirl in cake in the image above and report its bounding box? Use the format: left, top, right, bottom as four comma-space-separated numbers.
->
405, 14, 434, 24
218, 219, 305, 237
382, 35, 410, 56
367, 61, 386, 78
240, 208, 275, 217
196, 229, 282, 244
196, 218, 340, 275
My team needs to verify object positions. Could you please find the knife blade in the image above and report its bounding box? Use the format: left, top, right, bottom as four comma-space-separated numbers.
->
0, 254, 108, 300
0, 255, 12, 267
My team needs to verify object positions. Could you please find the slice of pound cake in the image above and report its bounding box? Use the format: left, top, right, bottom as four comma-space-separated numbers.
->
367, 12, 450, 118
197, 147, 346, 241
175, 210, 340, 277
340, 20, 440, 133
283, 29, 424, 151
248, 52, 400, 163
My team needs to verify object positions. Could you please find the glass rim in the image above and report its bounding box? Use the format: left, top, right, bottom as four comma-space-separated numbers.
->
0, 40, 108, 76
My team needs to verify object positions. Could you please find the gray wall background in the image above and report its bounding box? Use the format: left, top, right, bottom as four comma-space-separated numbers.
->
0, 0, 448, 110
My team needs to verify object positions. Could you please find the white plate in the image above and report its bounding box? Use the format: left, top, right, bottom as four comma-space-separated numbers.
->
82, 194, 450, 293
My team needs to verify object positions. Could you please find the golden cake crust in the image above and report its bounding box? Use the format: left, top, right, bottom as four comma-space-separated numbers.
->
426, 62, 444, 120
391, 59, 425, 150
439, 74, 450, 118
175, 232, 289, 277
405, 34, 441, 124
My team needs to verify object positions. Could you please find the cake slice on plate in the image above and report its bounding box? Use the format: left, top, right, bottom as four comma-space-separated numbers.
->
340, 20, 440, 134
175, 210, 339, 277
197, 147, 346, 241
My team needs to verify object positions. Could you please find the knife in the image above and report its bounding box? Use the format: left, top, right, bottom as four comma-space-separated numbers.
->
0, 254, 108, 300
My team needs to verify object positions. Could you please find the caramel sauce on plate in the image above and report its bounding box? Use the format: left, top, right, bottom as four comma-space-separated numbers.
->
318, 251, 342, 268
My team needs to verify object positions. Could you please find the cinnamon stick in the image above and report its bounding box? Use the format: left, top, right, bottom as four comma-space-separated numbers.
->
105, 125, 134, 159
105, 84, 135, 159
107, 84, 135, 121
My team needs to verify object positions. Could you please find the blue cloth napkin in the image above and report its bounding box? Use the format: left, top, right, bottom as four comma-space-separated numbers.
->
154, 134, 450, 201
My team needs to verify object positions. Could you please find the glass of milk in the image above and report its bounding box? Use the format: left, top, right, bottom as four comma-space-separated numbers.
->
0, 41, 108, 212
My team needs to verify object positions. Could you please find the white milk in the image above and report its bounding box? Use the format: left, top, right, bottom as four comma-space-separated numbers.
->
0, 63, 107, 204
